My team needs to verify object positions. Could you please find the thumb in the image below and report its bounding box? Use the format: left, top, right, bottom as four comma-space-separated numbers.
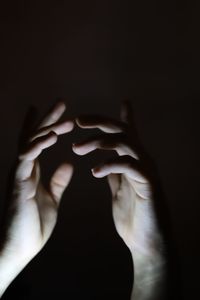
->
50, 163, 73, 205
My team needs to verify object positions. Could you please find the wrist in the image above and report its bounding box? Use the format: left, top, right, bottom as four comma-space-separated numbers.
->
130, 244, 166, 300
0, 248, 31, 297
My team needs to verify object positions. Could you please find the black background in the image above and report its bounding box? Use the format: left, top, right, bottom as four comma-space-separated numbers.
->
0, 1, 200, 299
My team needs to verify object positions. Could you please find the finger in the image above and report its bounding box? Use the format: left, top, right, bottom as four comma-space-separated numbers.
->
107, 173, 121, 198
76, 115, 126, 133
50, 163, 74, 205
15, 160, 35, 181
38, 101, 66, 129
16, 155, 40, 183
30, 120, 74, 141
72, 134, 139, 159
31, 160, 40, 186
19, 132, 58, 161
91, 156, 148, 183
120, 99, 133, 124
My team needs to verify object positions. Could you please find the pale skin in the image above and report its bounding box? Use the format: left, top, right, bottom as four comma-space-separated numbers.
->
72, 100, 166, 300
0, 102, 74, 297
0, 101, 165, 299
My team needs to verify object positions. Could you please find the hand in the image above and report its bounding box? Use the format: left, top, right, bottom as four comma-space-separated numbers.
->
0, 102, 74, 296
72, 101, 166, 299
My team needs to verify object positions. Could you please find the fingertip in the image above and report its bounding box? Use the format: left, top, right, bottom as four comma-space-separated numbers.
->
91, 168, 98, 177
75, 117, 83, 127
69, 120, 75, 131
59, 162, 74, 177
75, 116, 89, 128
91, 167, 104, 178
63, 120, 75, 132
72, 143, 85, 155
51, 162, 74, 187
55, 100, 66, 111
72, 143, 79, 153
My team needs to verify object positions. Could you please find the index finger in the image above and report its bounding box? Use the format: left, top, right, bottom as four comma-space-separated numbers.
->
76, 115, 126, 133
38, 101, 66, 129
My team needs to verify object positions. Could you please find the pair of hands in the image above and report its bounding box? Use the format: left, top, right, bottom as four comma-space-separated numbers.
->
0, 101, 165, 299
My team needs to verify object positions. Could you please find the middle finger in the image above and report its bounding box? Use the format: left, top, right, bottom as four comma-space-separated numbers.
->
76, 115, 127, 133
72, 133, 139, 159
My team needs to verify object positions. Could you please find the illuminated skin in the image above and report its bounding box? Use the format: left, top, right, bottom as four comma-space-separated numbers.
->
0, 102, 74, 297
72, 101, 166, 300
0, 101, 165, 299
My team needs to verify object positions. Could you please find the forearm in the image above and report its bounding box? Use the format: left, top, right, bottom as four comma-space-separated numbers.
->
130, 249, 166, 300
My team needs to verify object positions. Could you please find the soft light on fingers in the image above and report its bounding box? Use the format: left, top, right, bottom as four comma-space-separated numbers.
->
50, 163, 74, 205
72, 139, 139, 159
72, 141, 99, 155
30, 160, 40, 186
15, 160, 35, 181
39, 102, 66, 129
31, 120, 74, 141
76, 116, 125, 133
91, 159, 148, 183
19, 132, 58, 161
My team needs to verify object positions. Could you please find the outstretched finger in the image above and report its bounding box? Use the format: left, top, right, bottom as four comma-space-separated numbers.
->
76, 115, 126, 133
38, 101, 66, 129
72, 133, 139, 159
91, 155, 148, 183
30, 120, 74, 141
19, 132, 58, 161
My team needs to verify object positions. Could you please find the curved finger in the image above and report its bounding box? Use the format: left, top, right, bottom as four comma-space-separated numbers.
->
19, 132, 58, 161
30, 120, 74, 141
38, 101, 66, 129
72, 134, 139, 159
91, 156, 148, 183
76, 115, 126, 133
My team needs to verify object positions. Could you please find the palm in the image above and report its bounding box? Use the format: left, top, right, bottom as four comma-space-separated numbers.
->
109, 173, 157, 254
